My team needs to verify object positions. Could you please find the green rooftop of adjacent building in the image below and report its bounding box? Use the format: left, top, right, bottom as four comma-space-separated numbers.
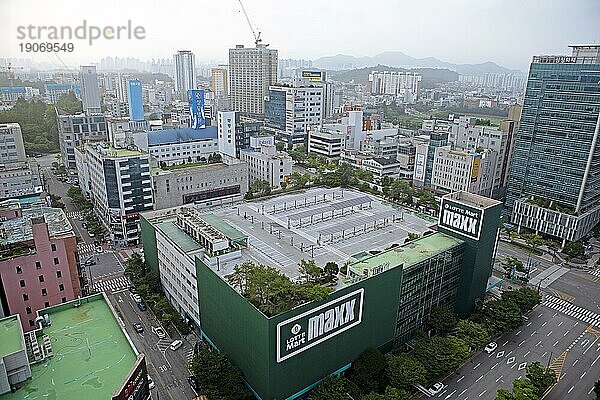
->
348, 232, 464, 277
200, 213, 246, 242
0, 315, 24, 358
155, 221, 202, 253
2, 294, 138, 400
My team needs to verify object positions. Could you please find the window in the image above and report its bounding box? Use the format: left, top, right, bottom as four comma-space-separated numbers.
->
59, 284, 64, 291
16, 266, 22, 274
29, 320, 35, 327
35, 261, 41, 269
26, 307, 32, 315
56, 271, 62, 278
51, 243, 57, 252
61, 297, 67, 303
54, 257, 59, 265
42, 288, 47, 296
39, 275, 44, 283
20, 280, 25, 287
44, 302, 50, 308
23, 293, 29, 301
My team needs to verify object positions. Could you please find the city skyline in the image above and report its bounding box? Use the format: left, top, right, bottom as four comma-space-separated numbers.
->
1, 0, 598, 72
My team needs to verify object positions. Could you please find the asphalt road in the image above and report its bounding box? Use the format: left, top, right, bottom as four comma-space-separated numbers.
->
431, 303, 600, 400
107, 290, 199, 400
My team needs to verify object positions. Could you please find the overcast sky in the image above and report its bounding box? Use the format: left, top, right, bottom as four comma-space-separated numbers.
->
1, 0, 598, 72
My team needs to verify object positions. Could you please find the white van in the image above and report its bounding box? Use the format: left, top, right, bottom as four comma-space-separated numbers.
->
169, 340, 183, 351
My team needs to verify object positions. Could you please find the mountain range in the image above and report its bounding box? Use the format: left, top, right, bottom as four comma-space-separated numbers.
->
313, 51, 523, 75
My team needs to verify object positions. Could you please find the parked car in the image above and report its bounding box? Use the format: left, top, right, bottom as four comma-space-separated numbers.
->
187, 375, 198, 391
147, 375, 155, 390
429, 382, 446, 395
131, 293, 142, 303
484, 341, 498, 354
128, 286, 137, 294
85, 258, 96, 266
82, 222, 87, 229
137, 301, 147, 311
88, 231, 95, 238
152, 326, 166, 339
133, 323, 143, 333
95, 246, 103, 254
169, 340, 183, 351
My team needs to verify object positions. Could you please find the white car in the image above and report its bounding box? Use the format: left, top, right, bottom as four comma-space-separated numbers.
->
130, 293, 142, 303
95, 246, 103, 254
152, 326, 166, 339
484, 341, 498, 354
429, 382, 445, 395
169, 340, 183, 351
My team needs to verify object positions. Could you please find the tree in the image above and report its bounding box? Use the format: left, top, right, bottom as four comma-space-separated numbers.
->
275, 141, 285, 151
503, 256, 525, 273
495, 378, 539, 400
324, 262, 339, 279
414, 335, 469, 381
406, 233, 420, 242
49, 194, 65, 209
384, 179, 413, 204
481, 298, 523, 335
525, 362, 556, 396
312, 376, 350, 400
427, 306, 458, 335
383, 386, 411, 400
523, 233, 544, 251
298, 259, 323, 284
387, 353, 427, 390
563, 241, 586, 259
348, 347, 387, 394
56, 91, 83, 114
455, 320, 489, 351
594, 379, 600, 400
501, 288, 541, 314
189, 348, 251, 400
416, 189, 438, 211
249, 179, 272, 197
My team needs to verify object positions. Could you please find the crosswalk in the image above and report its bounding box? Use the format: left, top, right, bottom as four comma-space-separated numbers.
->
186, 347, 195, 365
543, 295, 600, 327
78, 243, 96, 257
588, 268, 600, 277
91, 275, 130, 294
157, 338, 171, 352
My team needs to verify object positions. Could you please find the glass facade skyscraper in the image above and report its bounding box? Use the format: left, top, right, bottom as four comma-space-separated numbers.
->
127, 79, 144, 122
505, 45, 600, 243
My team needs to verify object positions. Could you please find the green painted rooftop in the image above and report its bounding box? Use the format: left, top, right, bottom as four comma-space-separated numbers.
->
348, 232, 464, 275
200, 214, 247, 241
0, 315, 24, 357
155, 221, 202, 253
3, 295, 137, 400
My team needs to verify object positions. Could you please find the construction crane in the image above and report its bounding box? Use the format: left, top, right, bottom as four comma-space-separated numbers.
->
237, 0, 263, 46
0, 63, 24, 86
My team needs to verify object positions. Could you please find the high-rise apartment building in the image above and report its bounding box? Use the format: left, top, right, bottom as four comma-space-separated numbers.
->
0, 123, 26, 164
505, 45, 600, 244
127, 79, 144, 121
210, 67, 228, 97
229, 44, 278, 117
56, 110, 107, 169
173, 50, 196, 100
79, 66, 102, 114
368, 71, 422, 103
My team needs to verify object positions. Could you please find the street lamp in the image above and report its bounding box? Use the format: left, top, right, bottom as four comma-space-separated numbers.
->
536, 274, 553, 294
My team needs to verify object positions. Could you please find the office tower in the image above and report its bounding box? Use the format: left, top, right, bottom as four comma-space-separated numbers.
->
127, 79, 144, 121
229, 44, 278, 117
79, 66, 102, 114
505, 45, 600, 245
56, 109, 107, 169
265, 85, 323, 135
173, 50, 196, 100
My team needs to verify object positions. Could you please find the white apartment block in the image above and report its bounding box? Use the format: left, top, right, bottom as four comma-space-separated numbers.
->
240, 144, 292, 189
431, 146, 496, 197
368, 71, 421, 102
308, 129, 344, 159
132, 128, 219, 166
229, 44, 278, 117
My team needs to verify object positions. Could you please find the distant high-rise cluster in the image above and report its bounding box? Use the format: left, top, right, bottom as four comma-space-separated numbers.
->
79, 65, 102, 114
458, 73, 525, 90
368, 70, 421, 103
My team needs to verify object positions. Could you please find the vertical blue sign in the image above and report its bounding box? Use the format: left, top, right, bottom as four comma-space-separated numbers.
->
188, 89, 206, 129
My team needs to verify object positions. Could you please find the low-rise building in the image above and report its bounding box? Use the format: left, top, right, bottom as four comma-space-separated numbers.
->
0, 205, 81, 330
431, 146, 496, 197
308, 128, 344, 159
0, 294, 150, 399
133, 127, 219, 167
151, 157, 248, 210
240, 144, 292, 189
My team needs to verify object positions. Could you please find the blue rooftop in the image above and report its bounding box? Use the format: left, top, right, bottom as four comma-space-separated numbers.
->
147, 127, 218, 146
1, 87, 26, 93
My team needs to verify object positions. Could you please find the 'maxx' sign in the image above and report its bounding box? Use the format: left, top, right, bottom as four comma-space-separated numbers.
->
438, 198, 484, 240
276, 289, 364, 362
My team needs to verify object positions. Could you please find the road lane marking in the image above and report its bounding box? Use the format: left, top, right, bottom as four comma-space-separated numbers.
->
491, 362, 498, 370
581, 371, 587, 379
583, 337, 598, 355
458, 389, 467, 397
568, 386, 574, 394
478, 390, 486, 397
558, 321, 563, 327
519, 340, 525, 346
591, 354, 600, 367
536, 340, 542, 346
516, 330, 522, 336
445, 390, 456, 399
542, 351, 547, 358
475, 375, 483, 383
538, 313, 543, 317
530, 330, 537, 336
496, 375, 503, 383
524, 351, 530, 357
573, 359, 579, 366
496, 351, 505, 358
502, 340, 509, 346
518, 362, 527, 370
457, 376, 465, 383
527, 322, 533, 327
542, 321, 548, 327
507, 356, 515, 364
473, 362, 481, 370
547, 330, 553, 336
553, 340, 559, 347
564, 330, 570, 336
